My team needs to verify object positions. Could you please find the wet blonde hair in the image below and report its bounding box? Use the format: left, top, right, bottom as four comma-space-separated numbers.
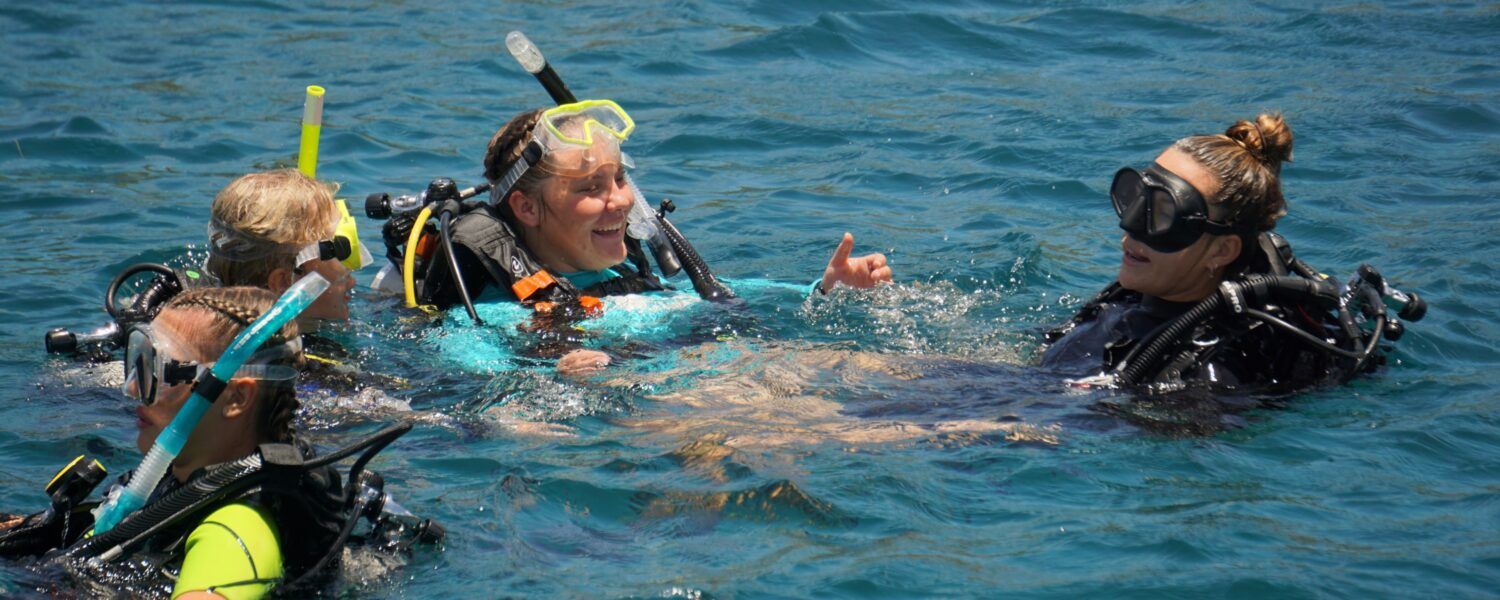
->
206, 169, 340, 287
162, 286, 303, 443
1173, 113, 1295, 232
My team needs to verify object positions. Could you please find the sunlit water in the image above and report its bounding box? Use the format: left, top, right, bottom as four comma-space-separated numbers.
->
2, 1, 1497, 597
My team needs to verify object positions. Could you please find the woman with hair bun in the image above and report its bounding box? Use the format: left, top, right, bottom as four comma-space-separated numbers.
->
1041, 113, 1368, 392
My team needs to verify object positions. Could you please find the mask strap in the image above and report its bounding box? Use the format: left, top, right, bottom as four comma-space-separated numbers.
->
493, 139, 545, 203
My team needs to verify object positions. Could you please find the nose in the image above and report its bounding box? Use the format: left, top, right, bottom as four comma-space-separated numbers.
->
607, 177, 632, 213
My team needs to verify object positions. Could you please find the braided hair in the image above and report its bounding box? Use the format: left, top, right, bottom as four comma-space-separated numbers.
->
482, 108, 549, 225
162, 286, 303, 443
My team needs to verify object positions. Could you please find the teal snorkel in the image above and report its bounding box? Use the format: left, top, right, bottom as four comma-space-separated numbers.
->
504, 31, 736, 302
91, 273, 331, 534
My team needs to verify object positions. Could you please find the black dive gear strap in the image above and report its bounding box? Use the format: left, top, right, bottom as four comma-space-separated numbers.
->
1111, 163, 1246, 253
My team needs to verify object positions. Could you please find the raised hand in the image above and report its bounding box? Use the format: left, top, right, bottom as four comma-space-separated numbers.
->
820, 232, 893, 293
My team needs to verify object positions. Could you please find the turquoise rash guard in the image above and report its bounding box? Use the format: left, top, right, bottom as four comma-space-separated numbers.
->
428, 266, 814, 373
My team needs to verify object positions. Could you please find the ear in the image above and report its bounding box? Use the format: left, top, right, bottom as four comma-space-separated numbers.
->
1207, 234, 1243, 270
266, 268, 296, 293
508, 190, 543, 228
219, 379, 259, 421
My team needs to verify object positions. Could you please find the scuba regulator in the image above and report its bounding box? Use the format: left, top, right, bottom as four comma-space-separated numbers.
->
44, 263, 215, 359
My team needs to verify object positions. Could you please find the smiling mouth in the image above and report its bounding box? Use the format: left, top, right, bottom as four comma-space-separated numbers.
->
592, 222, 625, 237
1124, 248, 1150, 263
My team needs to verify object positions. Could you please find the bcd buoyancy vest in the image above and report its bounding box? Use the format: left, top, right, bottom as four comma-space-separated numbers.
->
1, 425, 439, 595
1043, 232, 1377, 392
419, 205, 665, 313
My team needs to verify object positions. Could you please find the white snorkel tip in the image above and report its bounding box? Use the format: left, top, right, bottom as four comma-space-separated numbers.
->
506, 31, 547, 74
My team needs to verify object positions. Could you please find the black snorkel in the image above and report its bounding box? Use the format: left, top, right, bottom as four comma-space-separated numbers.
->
503, 31, 736, 303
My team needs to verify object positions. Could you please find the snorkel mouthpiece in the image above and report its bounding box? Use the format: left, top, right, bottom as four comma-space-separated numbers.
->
92, 273, 332, 535
506, 31, 547, 74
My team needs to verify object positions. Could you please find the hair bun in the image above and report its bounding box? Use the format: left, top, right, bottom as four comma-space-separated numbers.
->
1225, 113, 1294, 170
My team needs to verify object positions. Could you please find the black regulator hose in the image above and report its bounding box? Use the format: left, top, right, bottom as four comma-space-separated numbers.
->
1112, 275, 1343, 387
422, 177, 482, 324
656, 200, 735, 302
66, 454, 264, 562
439, 209, 482, 324
66, 423, 412, 565
104, 263, 178, 320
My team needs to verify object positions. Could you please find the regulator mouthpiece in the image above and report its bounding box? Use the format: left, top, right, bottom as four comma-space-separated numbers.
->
506, 31, 547, 74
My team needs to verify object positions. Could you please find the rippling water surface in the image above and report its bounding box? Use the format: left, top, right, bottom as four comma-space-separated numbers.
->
2, 1, 1498, 597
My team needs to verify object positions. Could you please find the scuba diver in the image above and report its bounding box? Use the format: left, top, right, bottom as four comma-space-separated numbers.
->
205, 169, 386, 384
45, 169, 375, 377
205, 168, 370, 329
1043, 113, 1424, 397
3, 286, 439, 598
371, 99, 893, 376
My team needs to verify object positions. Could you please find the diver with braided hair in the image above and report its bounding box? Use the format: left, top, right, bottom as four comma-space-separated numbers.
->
4, 286, 439, 598
110, 287, 334, 599
408, 101, 894, 375
1043, 113, 1420, 397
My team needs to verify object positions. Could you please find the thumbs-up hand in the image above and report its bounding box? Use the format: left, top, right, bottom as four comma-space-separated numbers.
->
819, 232, 892, 293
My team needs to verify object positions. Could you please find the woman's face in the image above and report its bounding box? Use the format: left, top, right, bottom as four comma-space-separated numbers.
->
131, 310, 262, 468
527, 161, 633, 273
131, 311, 206, 455
297, 255, 354, 321
265, 220, 355, 323
1116, 147, 1235, 302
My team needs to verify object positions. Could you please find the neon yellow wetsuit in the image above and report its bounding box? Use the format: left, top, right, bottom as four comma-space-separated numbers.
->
172, 501, 282, 599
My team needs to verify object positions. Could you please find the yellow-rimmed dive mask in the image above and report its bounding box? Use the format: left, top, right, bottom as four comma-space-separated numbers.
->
312, 200, 372, 272
491, 100, 636, 200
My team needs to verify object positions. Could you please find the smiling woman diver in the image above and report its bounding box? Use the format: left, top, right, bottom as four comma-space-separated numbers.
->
395, 100, 894, 376
1043, 113, 1424, 394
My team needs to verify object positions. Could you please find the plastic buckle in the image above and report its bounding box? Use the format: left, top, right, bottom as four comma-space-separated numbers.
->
511, 270, 558, 301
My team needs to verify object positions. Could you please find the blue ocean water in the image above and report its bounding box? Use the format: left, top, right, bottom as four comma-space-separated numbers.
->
2, 0, 1498, 597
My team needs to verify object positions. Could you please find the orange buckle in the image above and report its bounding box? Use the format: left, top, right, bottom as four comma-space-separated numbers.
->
578, 296, 603, 315
531, 296, 603, 316
414, 231, 438, 259
511, 270, 558, 301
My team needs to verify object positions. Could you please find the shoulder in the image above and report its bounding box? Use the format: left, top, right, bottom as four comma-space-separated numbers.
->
173, 501, 282, 600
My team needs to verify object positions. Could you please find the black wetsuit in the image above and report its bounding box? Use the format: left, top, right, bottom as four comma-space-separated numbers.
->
1042, 285, 1337, 393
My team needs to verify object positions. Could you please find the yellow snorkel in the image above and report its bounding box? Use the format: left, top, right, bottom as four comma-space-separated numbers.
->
296, 85, 371, 273
298, 85, 324, 179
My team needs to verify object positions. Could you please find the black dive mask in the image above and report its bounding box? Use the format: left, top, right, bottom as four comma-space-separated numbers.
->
1111, 162, 1239, 253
